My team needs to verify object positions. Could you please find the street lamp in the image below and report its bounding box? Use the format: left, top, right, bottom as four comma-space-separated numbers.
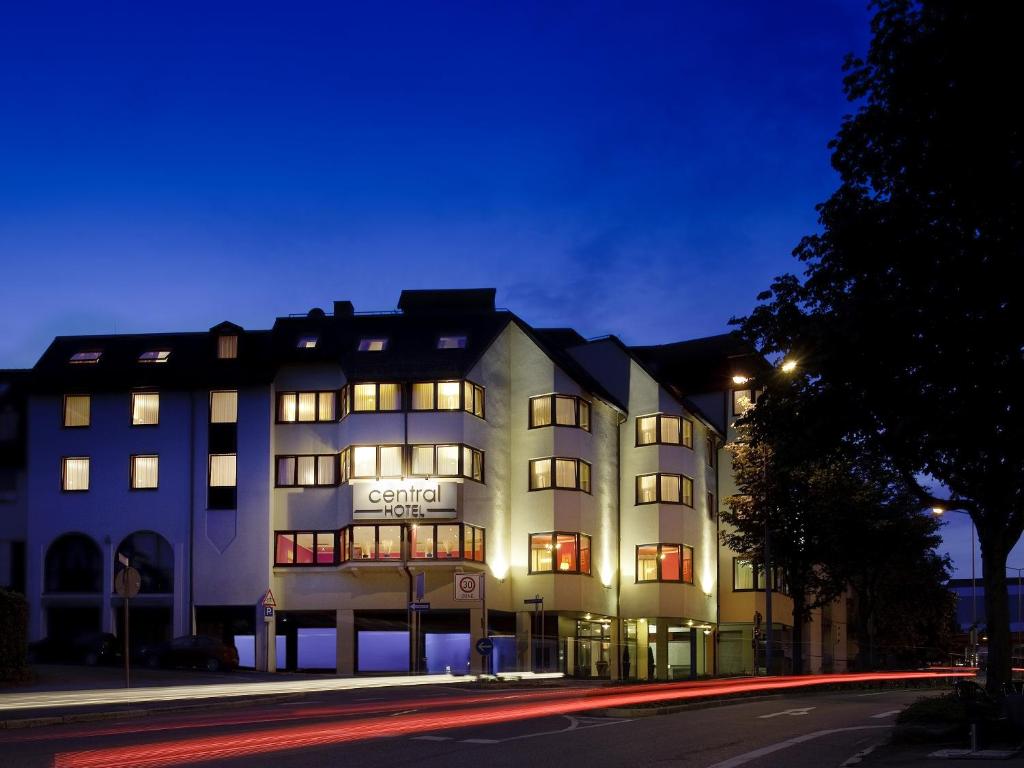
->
932, 506, 978, 663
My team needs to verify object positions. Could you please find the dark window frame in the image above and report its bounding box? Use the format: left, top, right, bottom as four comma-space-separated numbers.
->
635, 413, 694, 448
634, 472, 693, 506
527, 531, 592, 575
407, 443, 484, 483
130, 390, 160, 427
274, 530, 339, 567
207, 453, 237, 510
408, 379, 485, 419
357, 337, 389, 352
436, 334, 468, 350
635, 543, 694, 584
341, 523, 406, 562
137, 349, 172, 364
528, 457, 592, 493
342, 382, 403, 415
274, 454, 340, 488
68, 350, 102, 365
732, 388, 760, 417
732, 557, 788, 594
527, 394, 592, 432
60, 455, 90, 493
129, 454, 159, 491
276, 390, 338, 423
341, 444, 406, 480
408, 522, 486, 563
62, 394, 91, 429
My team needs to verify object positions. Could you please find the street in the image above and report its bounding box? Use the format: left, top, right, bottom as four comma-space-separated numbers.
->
0, 682, 935, 768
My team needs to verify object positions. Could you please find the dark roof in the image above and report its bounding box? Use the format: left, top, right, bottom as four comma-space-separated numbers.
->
30, 330, 275, 394
630, 333, 772, 395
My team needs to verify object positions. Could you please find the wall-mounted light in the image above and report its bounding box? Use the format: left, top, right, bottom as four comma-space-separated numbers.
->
732, 375, 750, 385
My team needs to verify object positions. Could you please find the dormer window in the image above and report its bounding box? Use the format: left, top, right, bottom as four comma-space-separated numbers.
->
358, 337, 388, 352
298, 336, 318, 349
437, 335, 467, 350
138, 350, 171, 364
217, 335, 238, 359
69, 351, 102, 364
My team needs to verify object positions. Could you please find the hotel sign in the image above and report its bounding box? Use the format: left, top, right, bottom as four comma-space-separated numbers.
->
353, 480, 458, 520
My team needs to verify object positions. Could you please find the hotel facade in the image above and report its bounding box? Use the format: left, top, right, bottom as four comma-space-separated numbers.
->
13, 289, 848, 677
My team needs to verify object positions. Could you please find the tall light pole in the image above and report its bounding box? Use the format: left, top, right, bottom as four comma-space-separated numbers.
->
932, 506, 977, 662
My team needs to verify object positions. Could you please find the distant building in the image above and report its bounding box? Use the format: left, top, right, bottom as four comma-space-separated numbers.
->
0, 369, 27, 595
20, 288, 851, 676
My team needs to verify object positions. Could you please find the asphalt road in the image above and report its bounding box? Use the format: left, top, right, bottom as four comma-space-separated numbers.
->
0, 683, 936, 768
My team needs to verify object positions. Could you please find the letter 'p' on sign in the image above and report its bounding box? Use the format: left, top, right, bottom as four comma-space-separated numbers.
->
454, 572, 483, 601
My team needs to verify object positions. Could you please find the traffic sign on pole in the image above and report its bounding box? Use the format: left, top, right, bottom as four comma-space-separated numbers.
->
409, 601, 430, 611
476, 637, 494, 656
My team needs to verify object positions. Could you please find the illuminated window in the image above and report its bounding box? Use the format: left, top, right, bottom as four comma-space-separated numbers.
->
733, 558, 787, 593
636, 544, 692, 583
210, 391, 238, 423
138, 350, 171, 363
275, 454, 338, 487
217, 335, 238, 359
342, 445, 404, 479
344, 382, 401, 414
407, 444, 483, 481
277, 391, 337, 422
69, 351, 102, 364
635, 473, 692, 505
408, 380, 484, 417
636, 413, 694, 448
408, 523, 484, 562
343, 524, 402, 560
130, 455, 159, 489
274, 531, 337, 566
529, 394, 591, 431
358, 337, 388, 352
529, 457, 591, 492
62, 457, 90, 491
528, 532, 591, 574
63, 395, 90, 428
297, 335, 318, 349
131, 392, 159, 425
732, 389, 759, 416
208, 454, 236, 509
436, 335, 467, 349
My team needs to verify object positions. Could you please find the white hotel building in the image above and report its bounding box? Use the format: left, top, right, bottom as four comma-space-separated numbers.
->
20, 289, 847, 678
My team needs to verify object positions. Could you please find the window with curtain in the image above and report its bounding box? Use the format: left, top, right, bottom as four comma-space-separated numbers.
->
348, 383, 401, 412
436, 445, 459, 476
635, 473, 690, 505
274, 531, 337, 566
636, 544, 689, 583
131, 392, 159, 425
411, 382, 434, 410
130, 455, 159, 489
529, 457, 591, 492
734, 559, 755, 590
407, 444, 483, 481
62, 457, 90, 491
209, 454, 236, 486
411, 445, 434, 475
635, 413, 692, 447
63, 395, 90, 427
210, 391, 238, 423
353, 384, 377, 411
217, 335, 237, 359
379, 446, 403, 477
529, 531, 590, 574
528, 394, 591, 430
437, 381, 461, 410
277, 391, 336, 422
352, 446, 378, 478
296, 456, 316, 486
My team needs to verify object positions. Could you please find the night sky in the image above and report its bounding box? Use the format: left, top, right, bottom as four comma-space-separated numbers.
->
0, 1, 996, 577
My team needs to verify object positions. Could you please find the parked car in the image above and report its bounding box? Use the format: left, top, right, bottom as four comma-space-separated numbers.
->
140, 635, 239, 672
27, 632, 122, 666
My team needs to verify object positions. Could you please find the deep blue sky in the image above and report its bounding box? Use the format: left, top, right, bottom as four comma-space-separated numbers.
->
0, 1, 998, 577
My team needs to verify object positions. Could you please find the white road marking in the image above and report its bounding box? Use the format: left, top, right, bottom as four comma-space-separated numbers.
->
758, 706, 816, 718
870, 709, 902, 719
411, 736, 452, 742
441, 714, 632, 746
856, 691, 894, 697
706, 725, 892, 768
841, 742, 881, 766
389, 709, 418, 717
460, 738, 500, 744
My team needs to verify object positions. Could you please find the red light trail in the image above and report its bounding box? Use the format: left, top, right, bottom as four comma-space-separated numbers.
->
50, 671, 971, 768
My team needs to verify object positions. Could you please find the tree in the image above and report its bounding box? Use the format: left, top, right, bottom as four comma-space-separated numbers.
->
737, 0, 1024, 691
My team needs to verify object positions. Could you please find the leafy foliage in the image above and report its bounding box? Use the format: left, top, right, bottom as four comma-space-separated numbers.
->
735, 0, 1024, 690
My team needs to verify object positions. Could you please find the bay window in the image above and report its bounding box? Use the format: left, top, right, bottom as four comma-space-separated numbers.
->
636, 413, 694, 448
409, 380, 484, 417
408, 444, 483, 482
343, 382, 402, 414
341, 445, 404, 480
529, 457, 591, 492
635, 473, 692, 506
529, 394, 591, 430
409, 523, 485, 562
636, 544, 693, 583
275, 531, 337, 566
528, 532, 591, 574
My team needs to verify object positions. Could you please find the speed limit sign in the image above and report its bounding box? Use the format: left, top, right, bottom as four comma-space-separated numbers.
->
454, 572, 483, 601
